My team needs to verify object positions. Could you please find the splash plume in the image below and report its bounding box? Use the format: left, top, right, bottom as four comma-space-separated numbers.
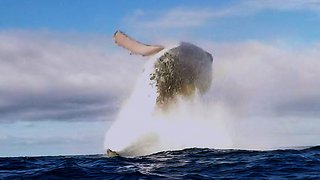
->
104, 32, 320, 157
104, 31, 217, 156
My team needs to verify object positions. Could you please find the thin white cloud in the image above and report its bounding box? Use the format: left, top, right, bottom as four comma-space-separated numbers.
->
126, 8, 230, 28
124, 0, 320, 29
125, 7, 230, 29
245, 0, 320, 11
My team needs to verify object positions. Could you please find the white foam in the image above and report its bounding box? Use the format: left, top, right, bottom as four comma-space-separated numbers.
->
104, 42, 320, 156
104, 46, 233, 156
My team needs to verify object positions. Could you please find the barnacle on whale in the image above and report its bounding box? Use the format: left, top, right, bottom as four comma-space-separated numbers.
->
150, 49, 197, 108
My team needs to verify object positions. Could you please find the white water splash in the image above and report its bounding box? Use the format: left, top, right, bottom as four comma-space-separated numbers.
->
104, 42, 320, 156
104, 47, 231, 156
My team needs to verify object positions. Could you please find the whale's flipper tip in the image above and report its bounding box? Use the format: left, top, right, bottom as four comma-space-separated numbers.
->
113, 30, 164, 56
106, 149, 119, 157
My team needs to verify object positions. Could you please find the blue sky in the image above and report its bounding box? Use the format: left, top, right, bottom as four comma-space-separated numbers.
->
0, 0, 227, 32
1, 0, 320, 42
1, 0, 320, 156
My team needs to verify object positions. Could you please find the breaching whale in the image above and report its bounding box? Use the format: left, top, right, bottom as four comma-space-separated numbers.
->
106, 31, 213, 157
113, 30, 213, 108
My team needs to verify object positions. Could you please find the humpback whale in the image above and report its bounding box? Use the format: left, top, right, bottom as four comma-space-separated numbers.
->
106, 31, 213, 157
114, 30, 213, 108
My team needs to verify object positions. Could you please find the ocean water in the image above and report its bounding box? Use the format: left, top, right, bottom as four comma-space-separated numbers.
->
1, 146, 320, 179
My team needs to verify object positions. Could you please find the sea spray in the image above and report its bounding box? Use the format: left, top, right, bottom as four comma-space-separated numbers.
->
105, 40, 320, 156
104, 91, 233, 156
104, 44, 229, 156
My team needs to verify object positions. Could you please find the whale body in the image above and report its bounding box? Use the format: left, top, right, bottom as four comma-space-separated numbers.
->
150, 42, 213, 107
114, 31, 213, 108
105, 31, 213, 156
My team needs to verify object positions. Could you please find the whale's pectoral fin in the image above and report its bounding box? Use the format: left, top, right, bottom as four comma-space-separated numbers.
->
113, 30, 164, 56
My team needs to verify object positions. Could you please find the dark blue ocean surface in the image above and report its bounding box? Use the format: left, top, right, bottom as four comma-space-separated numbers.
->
1, 147, 320, 179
